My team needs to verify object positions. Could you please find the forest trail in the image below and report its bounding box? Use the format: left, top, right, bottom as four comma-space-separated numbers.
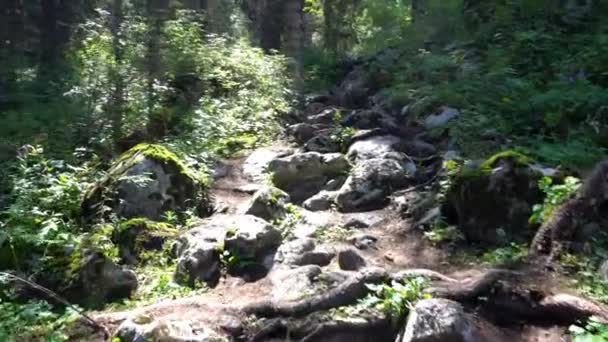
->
92, 119, 579, 342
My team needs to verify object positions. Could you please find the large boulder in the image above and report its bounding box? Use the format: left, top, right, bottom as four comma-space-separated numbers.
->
174, 223, 225, 287
68, 251, 138, 307
336, 156, 416, 212
174, 215, 280, 286
268, 152, 350, 202
244, 186, 290, 222
82, 144, 209, 222
444, 151, 543, 245
270, 265, 323, 302
347, 135, 402, 162
242, 147, 293, 183
116, 317, 228, 342
400, 299, 509, 342
223, 215, 282, 260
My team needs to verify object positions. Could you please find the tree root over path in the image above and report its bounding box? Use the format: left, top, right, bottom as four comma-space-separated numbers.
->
248, 314, 392, 342
243, 267, 608, 336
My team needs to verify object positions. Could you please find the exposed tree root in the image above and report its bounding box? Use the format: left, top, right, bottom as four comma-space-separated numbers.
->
243, 266, 608, 340
243, 268, 389, 317
530, 160, 608, 261
429, 269, 608, 325
427, 269, 521, 302
249, 315, 392, 342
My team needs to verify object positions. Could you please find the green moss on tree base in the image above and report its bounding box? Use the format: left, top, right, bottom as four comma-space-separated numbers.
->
480, 150, 532, 171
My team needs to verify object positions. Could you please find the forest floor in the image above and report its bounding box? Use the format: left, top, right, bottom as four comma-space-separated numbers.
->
90, 144, 581, 342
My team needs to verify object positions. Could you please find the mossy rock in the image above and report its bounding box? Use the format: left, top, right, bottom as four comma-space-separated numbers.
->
444, 151, 543, 245
113, 218, 178, 265
82, 144, 211, 222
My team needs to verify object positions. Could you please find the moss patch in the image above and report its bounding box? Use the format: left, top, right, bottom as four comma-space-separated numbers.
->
480, 150, 532, 171
114, 144, 205, 184
114, 218, 177, 264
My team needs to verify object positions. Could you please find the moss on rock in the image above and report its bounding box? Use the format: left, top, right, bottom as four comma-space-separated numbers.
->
444, 150, 543, 245
82, 144, 211, 222
114, 218, 178, 265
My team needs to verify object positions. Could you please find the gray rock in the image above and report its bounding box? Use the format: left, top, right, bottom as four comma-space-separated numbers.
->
336, 157, 415, 212
307, 107, 339, 125
72, 251, 138, 306
270, 265, 323, 302
243, 148, 292, 183
245, 186, 290, 221
344, 212, 385, 228
347, 135, 401, 162
275, 238, 335, 266
116, 317, 227, 342
349, 234, 378, 250
303, 190, 337, 211
424, 106, 460, 130
223, 215, 282, 259
288, 123, 326, 144
174, 224, 225, 286
400, 299, 508, 342
175, 215, 280, 285
268, 152, 350, 202
324, 176, 348, 191
338, 248, 367, 271
304, 133, 340, 154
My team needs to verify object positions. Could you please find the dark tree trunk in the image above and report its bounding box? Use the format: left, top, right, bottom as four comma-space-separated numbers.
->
260, 0, 285, 51
110, 0, 125, 146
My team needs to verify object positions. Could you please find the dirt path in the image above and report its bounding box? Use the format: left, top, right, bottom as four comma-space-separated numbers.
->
92, 147, 584, 342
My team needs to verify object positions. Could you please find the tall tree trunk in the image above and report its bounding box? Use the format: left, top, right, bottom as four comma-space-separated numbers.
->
146, 0, 168, 118
411, 0, 426, 23
322, 0, 338, 53
283, 0, 305, 88
110, 0, 125, 146
260, 0, 285, 51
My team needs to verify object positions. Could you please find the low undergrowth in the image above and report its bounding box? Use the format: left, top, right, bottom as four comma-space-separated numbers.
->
337, 277, 430, 329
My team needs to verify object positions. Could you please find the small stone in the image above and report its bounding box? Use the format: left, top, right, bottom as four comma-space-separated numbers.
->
303, 191, 337, 211
338, 248, 367, 271
423, 106, 460, 130
384, 252, 395, 262
349, 234, 378, 250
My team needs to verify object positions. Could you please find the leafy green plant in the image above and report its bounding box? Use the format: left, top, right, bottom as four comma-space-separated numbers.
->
220, 249, 258, 272
273, 204, 303, 240
424, 222, 464, 245
314, 225, 351, 243
0, 146, 95, 274
0, 298, 80, 342
480, 242, 529, 265
570, 316, 608, 342
329, 111, 357, 152
344, 277, 430, 328
530, 176, 582, 225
